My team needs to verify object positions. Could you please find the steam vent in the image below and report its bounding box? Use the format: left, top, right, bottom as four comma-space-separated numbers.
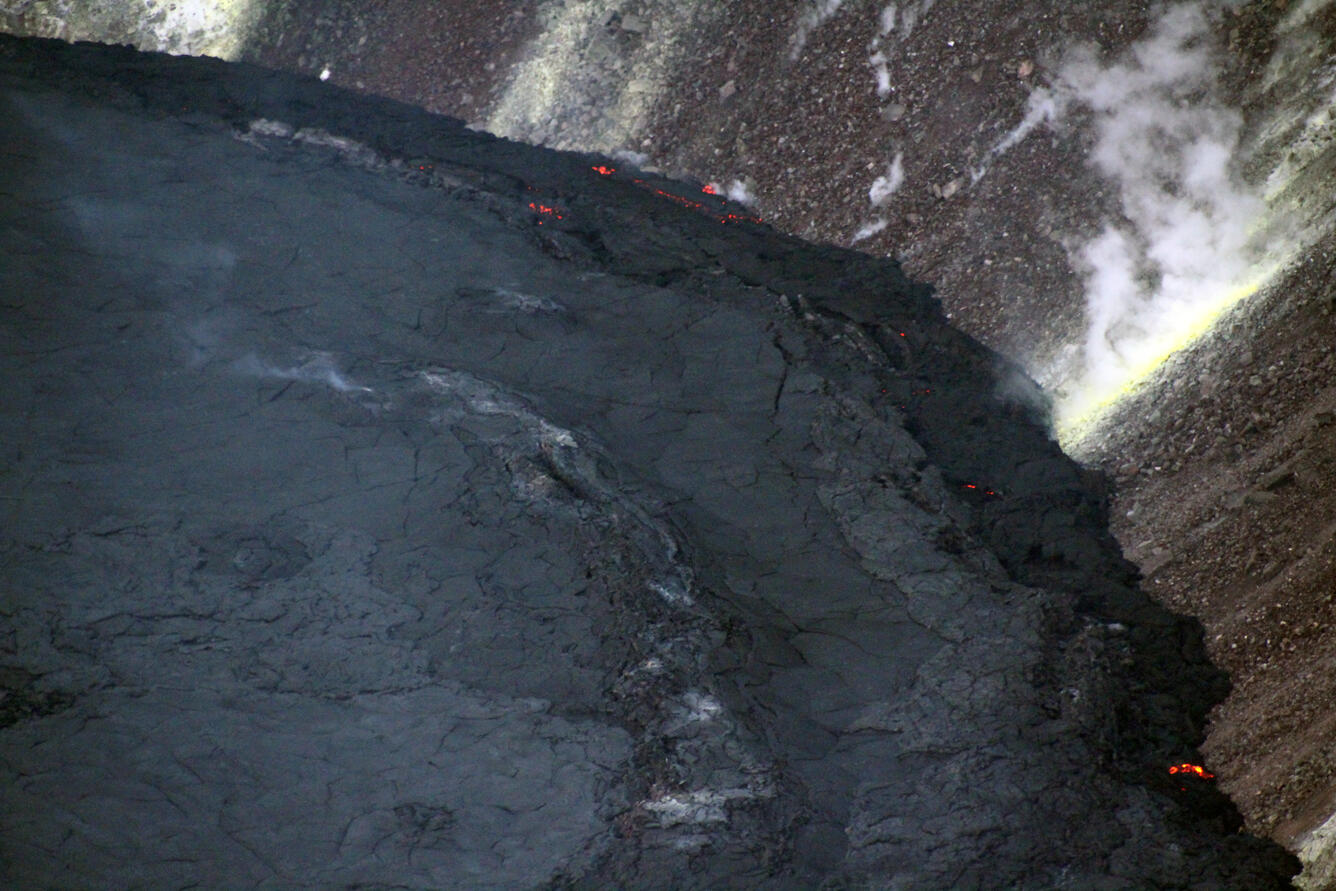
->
4, 2, 1336, 888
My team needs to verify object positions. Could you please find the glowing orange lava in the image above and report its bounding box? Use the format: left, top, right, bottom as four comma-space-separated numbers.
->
581, 168, 764, 225
528, 202, 564, 225
1168, 763, 1214, 780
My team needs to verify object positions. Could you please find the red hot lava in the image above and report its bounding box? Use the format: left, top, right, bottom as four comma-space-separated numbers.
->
589, 165, 762, 225
528, 201, 564, 224
1169, 763, 1215, 780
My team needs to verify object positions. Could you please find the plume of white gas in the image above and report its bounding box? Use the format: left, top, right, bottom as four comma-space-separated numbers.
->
1046, 4, 1281, 442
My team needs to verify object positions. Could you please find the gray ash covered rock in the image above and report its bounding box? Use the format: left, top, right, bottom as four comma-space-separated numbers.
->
0, 35, 1297, 889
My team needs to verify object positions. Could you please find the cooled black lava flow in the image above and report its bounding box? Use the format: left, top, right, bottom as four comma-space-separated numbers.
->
529, 136, 1286, 877
558, 199, 1288, 881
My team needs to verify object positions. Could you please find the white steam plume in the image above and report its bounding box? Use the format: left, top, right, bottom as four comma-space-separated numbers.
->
708, 179, 758, 207
879, 4, 898, 36
790, 0, 847, 60
232, 351, 371, 394
971, 88, 1063, 184
1045, 4, 1282, 440
869, 152, 905, 206
852, 218, 889, 243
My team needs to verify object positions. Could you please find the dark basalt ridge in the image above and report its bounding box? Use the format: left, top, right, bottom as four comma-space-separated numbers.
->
0, 35, 1298, 888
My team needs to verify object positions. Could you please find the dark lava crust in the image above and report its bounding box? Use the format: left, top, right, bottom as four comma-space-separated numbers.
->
0, 35, 1298, 889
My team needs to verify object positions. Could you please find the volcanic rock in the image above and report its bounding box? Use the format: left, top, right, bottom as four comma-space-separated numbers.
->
0, 35, 1298, 889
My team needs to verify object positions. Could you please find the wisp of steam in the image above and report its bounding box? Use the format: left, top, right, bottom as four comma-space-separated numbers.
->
1042, 4, 1284, 444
